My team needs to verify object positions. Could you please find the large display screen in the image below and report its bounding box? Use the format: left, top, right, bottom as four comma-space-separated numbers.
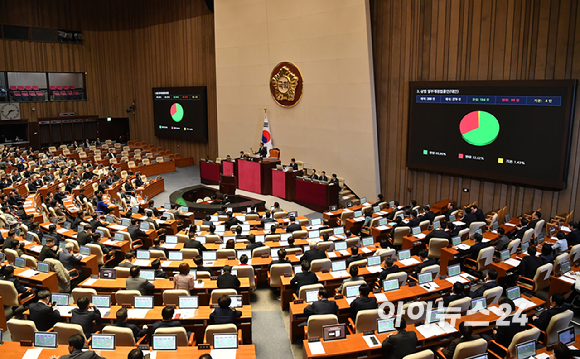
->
153, 87, 208, 141
407, 80, 576, 190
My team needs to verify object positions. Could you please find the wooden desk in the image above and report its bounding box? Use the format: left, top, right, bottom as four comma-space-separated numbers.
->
236, 158, 280, 195
14, 266, 59, 292
0, 341, 256, 358
295, 178, 340, 213
272, 168, 303, 201
430, 199, 453, 215
439, 233, 499, 274
200, 160, 220, 185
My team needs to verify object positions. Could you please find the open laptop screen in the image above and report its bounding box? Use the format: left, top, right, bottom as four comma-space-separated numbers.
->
92, 334, 115, 350
34, 332, 58, 348
152, 335, 177, 351
322, 324, 347, 341
213, 334, 238, 349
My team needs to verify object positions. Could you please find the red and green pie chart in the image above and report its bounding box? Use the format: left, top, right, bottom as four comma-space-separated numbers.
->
170, 103, 184, 123
459, 110, 500, 146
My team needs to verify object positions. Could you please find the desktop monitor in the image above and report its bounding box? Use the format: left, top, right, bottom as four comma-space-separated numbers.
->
203, 251, 217, 261
165, 235, 178, 244
106, 215, 114, 223
558, 326, 575, 346
255, 235, 265, 242
51, 293, 69, 306
152, 335, 177, 351
311, 218, 322, 226
134, 296, 154, 309
383, 279, 400, 292
237, 250, 251, 259
378, 218, 388, 226
132, 207, 139, 215
331, 260, 347, 272
367, 256, 381, 267
305, 290, 319, 303
164, 203, 171, 209
333, 227, 345, 235
139, 269, 155, 281
500, 249, 510, 261
215, 225, 225, 232
322, 324, 347, 341
412, 226, 421, 235
136, 249, 150, 260
162, 214, 172, 221
91, 334, 115, 350
377, 318, 396, 334
213, 334, 238, 349
447, 264, 461, 277
507, 286, 521, 300
93, 295, 111, 308
362, 237, 374, 247
34, 332, 58, 348
389, 201, 395, 208
37, 262, 49, 274
121, 218, 131, 227
80, 246, 91, 256
516, 340, 536, 359
178, 296, 199, 309
426, 310, 444, 324
229, 295, 243, 308
536, 234, 545, 245
59, 242, 67, 251
14, 257, 25, 268
418, 272, 433, 285
26, 232, 35, 242
168, 251, 183, 261
280, 233, 292, 241
345, 285, 361, 298
308, 230, 320, 239
398, 249, 411, 261
451, 236, 461, 246
197, 236, 206, 244
471, 297, 487, 311
210, 215, 218, 222
334, 241, 347, 251
100, 268, 116, 279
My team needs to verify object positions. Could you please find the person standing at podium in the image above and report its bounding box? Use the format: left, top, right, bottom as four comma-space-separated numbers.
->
254, 142, 267, 158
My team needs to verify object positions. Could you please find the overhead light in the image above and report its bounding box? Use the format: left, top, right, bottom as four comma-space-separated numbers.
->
107, 117, 112, 122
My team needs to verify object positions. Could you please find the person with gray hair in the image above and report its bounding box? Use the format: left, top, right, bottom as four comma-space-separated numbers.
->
58, 241, 82, 271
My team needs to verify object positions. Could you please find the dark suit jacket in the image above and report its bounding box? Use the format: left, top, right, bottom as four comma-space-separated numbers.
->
407, 217, 420, 228
513, 225, 530, 239
290, 271, 319, 293
183, 239, 207, 252
442, 292, 466, 307
474, 209, 485, 222
441, 334, 481, 359
217, 273, 240, 289
458, 241, 490, 260
379, 265, 400, 283
39, 245, 59, 261
246, 241, 265, 251
125, 277, 154, 295
382, 329, 418, 359
151, 320, 183, 333
302, 248, 327, 263
260, 217, 276, 228
209, 307, 242, 324
224, 217, 242, 229
60, 350, 103, 359
516, 255, 544, 279
29, 301, 63, 331
350, 296, 378, 319
269, 258, 291, 270
286, 223, 302, 233
346, 254, 364, 268
420, 211, 436, 223
256, 147, 267, 157
470, 280, 498, 298
90, 219, 105, 232
59, 250, 81, 271
114, 321, 147, 339
531, 306, 567, 331
319, 176, 328, 182
71, 308, 101, 338
463, 213, 478, 227
127, 225, 145, 241
425, 229, 451, 241
566, 229, 580, 247
495, 235, 510, 251
304, 299, 338, 315
289, 163, 298, 170
492, 316, 526, 347
415, 258, 436, 276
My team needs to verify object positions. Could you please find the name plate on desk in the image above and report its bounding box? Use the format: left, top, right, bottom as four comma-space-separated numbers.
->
198, 344, 210, 350
308, 337, 320, 342
261, 254, 269, 258
294, 299, 304, 304
334, 294, 343, 299
283, 273, 292, 277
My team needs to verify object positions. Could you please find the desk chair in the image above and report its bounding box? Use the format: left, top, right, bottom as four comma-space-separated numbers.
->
155, 327, 195, 346
464, 246, 494, 273
533, 219, 545, 238
508, 238, 521, 255
252, 246, 270, 258
0, 281, 36, 310
211, 289, 237, 304
310, 258, 331, 272
149, 249, 166, 259
273, 212, 286, 220
265, 234, 281, 242
420, 264, 440, 279
554, 253, 569, 275
197, 271, 212, 279
163, 289, 189, 306
217, 249, 236, 259
483, 286, 503, 306
419, 220, 430, 232
340, 280, 366, 296
7, 319, 38, 341
246, 214, 259, 221
386, 272, 407, 287
521, 228, 534, 244
392, 226, 410, 247
402, 301, 427, 324
346, 236, 360, 248
348, 259, 367, 269
87, 243, 112, 266
404, 350, 434, 359
571, 244, 580, 265
488, 327, 540, 359
21, 254, 37, 268
305, 314, 338, 339
469, 222, 486, 238
427, 238, 449, 260
532, 310, 573, 346
103, 325, 146, 346
458, 228, 469, 241
285, 247, 303, 255
292, 230, 307, 239
181, 248, 199, 259
54, 323, 87, 345
296, 283, 324, 301
347, 309, 379, 334
516, 262, 552, 293
204, 324, 241, 346
447, 297, 470, 315
72, 288, 97, 303
65, 238, 80, 252
436, 338, 487, 359
116, 290, 141, 306
339, 210, 354, 226
206, 234, 220, 244
5, 248, 18, 263
269, 264, 292, 288
317, 241, 333, 252
115, 267, 131, 278
375, 248, 396, 261
234, 265, 257, 290
176, 234, 189, 244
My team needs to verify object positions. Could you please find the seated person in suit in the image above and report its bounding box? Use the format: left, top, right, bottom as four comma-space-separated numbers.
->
382, 317, 417, 359
202, 215, 212, 226
287, 237, 299, 248
1, 265, 35, 298
238, 254, 255, 275
552, 342, 580, 359
29, 290, 63, 331
304, 288, 338, 316
379, 257, 400, 285
183, 232, 207, 252
494, 227, 510, 251
425, 221, 451, 241
302, 241, 327, 263
71, 296, 102, 338
114, 307, 147, 340
436, 281, 466, 307
329, 173, 339, 185
269, 248, 291, 270
439, 322, 480, 359
39, 236, 59, 262
118, 252, 135, 268
457, 232, 490, 261
210, 295, 243, 325
234, 226, 247, 242
349, 284, 378, 319
531, 292, 567, 331
271, 202, 283, 213
506, 246, 544, 286
552, 231, 568, 256
217, 265, 240, 290
290, 260, 319, 295
489, 298, 526, 348
472, 205, 485, 222
346, 246, 364, 268
59, 242, 82, 271
510, 218, 529, 239
260, 211, 276, 228
540, 244, 554, 263
286, 215, 302, 233
151, 306, 184, 333
337, 265, 364, 293
318, 171, 329, 182
246, 234, 265, 251
469, 269, 499, 298
76, 225, 93, 246
309, 169, 319, 180
224, 211, 242, 230
566, 221, 580, 247
420, 205, 435, 223
151, 259, 169, 279
194, 255, 213, 276
389, 216, 404, 237
126, 266, 155, 295
288, 158, 298, 171
61, 334, 104, 359
407, 210, 420, 228
413, 249, 436, 278
462, 208, 478, 228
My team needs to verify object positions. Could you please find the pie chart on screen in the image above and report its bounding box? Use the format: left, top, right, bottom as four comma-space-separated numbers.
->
459, 111, 500, 146
170, 103, 184, 123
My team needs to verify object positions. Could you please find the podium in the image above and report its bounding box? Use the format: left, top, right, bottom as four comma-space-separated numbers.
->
295, 178, 339, 212
220, 174, 236, 195
236, 158, 280, 195
272, 169, 303, 200
200, 160, 220, 185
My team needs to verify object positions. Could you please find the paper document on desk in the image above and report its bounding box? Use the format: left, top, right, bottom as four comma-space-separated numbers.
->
174, 309, 196, 319
453, 221, 466, 226
18, 269, 38, 278
324, 212, 333, 215
128, 309, 149, 319
559, 276, 575, 284
345, 297, 357, 305
376, 225, 390, 231
534, 354, 550, 359
330, 270, 348, 278
327, 252, 338, 258
374, 293, 388, 302
363, 334, 381, 348
155, 219, 166, 225
56, 306, 77, 316
489, 306, 506, 317
414, 233, 426, 239
398, 258, 420, 266
22, 348, 43, 359
161, 243, 176, 249
419, 282, 440, 292
29, 245, 42, 253
133, 260, 151, 266
504, 223, 516, 227
308, 342, 325, 355
84, 278, 98, 286
417, 323, 445, 338
339, 250, 350, 256
482, 238, 491, 243
360, 247, 372, 254
446, 276, 468, 284
109, 225, 127, 231
367, 266, 383, 274
353, 217, 365, 222
194, 281, 205, 288
279, 241, 289, 247
438, 321, 457, 334
210, 349, 237, 359
504, 258, 521, 267
57, 228, 68, 234
456, 244, 470, 250
104, 240, 117, 245
561, 226, 571, 232
513, 298, 536, 310
161, 261, 172, 267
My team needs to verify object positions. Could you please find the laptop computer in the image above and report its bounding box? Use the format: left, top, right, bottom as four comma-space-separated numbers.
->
188, 269, 197, 280
26, 232, 35, 242
475, 228, 483, 236
37, 262, 50, 274
100, 268, 116, 279
378, 218, 388, 226
294, 264, 303, 274
322, 324, 347, 341
397, 249, 411, 261
180, 206, 189, 213
311, 218, 322, 226
383, 278, 400, 292
134, 296, 154, 309
237, 249, 251, 260
165, 235, 178, 244
305, 290, 319, 303
418, 272, 433, 285
354, 210, 363, 218
362, 237, 374, 247
14, 257, 25, 268
447, 264, 461, 278
178, 296, 199, 309
80, 246, 91, 257
136, 250, 150, 260
95, 229, 104, 238
377, 318, 396, 334
140, 269, 155, 281
197, 236, 206, 244
92, 334, 115, 350
106, 215, 114, 223
521, 242, 529, 253
500, 249, 510, 262
333, 227, 345, 236
507, 286, 522, 301
505, 213, 511, 223
558, 326, 575, 345
121, 218, 131, 227
373, 206, 381, 213
164, 203, 171, 210
203, 251, 217, 264
139, 222, 150, 231
345, 285, 361, 298
367, 256, 381, 267
308, 230, 320, 239
229, 295, 243, 308
114, 233, 125, 241
426, 309, 445, 325
270, 248, 279, 259
168, 251, 183, 261
412, 226, 421, 236
536, 234, 545, 245
93, 295, 111, 310
492, 221, 499, 230
561, 260, 571, 275
63, 221, 72, 230
516, 340, 536, 359
331, 260, 347, 272
280, 233, 292, 241
213, 333, 238, 349
389, 201, 395, 208
34, 332, 58, 348
51, 293, 69, 306
334, 241, 347, 251
215, 225, 226, 233
59, 242, 67, 251
152, 334, 177, 351
433, 220, 440, 230
471, 297, 487, 312
360, 197, 367, 204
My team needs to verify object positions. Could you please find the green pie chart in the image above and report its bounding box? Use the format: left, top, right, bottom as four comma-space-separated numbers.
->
459, 110, 500, 146
170, 103, 184, 123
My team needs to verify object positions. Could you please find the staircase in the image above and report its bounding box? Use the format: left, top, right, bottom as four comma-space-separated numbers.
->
338, 183, 360, 207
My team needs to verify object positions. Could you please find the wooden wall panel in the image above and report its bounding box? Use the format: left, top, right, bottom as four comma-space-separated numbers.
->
371, 0, 580, 221
0, 0, 217, 161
